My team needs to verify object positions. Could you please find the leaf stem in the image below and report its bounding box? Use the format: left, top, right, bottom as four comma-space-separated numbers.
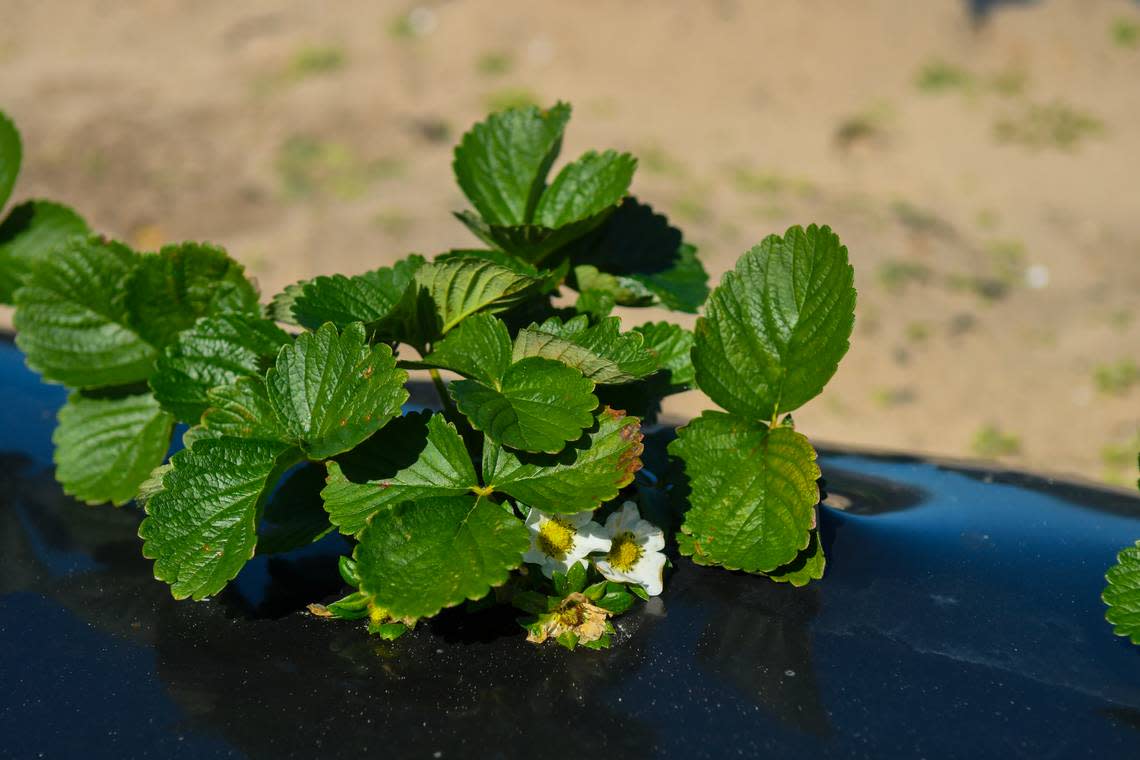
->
429, 368, 459, 419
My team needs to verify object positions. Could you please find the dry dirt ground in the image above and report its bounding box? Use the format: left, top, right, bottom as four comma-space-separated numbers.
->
2, 0, 1138, 485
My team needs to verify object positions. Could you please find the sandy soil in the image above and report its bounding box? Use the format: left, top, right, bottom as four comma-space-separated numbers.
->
1, 0, 1138, 484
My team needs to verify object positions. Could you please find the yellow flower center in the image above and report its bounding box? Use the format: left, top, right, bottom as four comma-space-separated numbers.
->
537, 517, 576, 560
607, 531, 643, 572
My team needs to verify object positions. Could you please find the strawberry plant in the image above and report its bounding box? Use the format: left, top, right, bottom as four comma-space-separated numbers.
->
0, 103, 857, 649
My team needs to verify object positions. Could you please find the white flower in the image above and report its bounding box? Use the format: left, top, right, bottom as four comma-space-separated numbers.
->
522, 507, 611, 578
594, 501, 666, 596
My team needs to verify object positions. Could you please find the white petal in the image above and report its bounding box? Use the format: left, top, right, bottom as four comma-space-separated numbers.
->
574, 522, 612, 555
604, 501, 641, 535
631, 551, 667, 596
524, 507, 546, 529
639, 526, 666, 553
566, 511, 597, 528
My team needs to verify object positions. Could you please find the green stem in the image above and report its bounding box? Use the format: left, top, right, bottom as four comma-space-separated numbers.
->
429, 368, 458, 419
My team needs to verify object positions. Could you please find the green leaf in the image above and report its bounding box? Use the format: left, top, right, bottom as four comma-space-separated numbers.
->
423, 312, 512, 385
670, 412, 820, 573
150, 313, 291, 423
268, 281, 305, 325
139, 437, 302, 600
323, 412, 479, 535
257, 463, 334, 555
124, 242, 261, 349
201, 376, 288, 441
53, 392, 175, 506
266, 322, 408, 459
1104, 540, 1140, 645
452, 102, 571, 226
454, 212, 605, 265
289, 255, 427, 336
565, 198, 709, 313
451, 356, 597, 453
766, 527, 825, 586
512, 315, 658, 385
483, 406, 644, 513
14, 236, 157, 388
572, 264, 655, 309
416, 257, 539, 334
693, 224, 856, 420
533, 150, 636, 228
0, 200, 89, 303
634, 321, 695, 388
195, 322, 408, 459
0, 110, 20, 211
354, 493, 528, 620
631, 243, 708, 313
434, 248, 567, 294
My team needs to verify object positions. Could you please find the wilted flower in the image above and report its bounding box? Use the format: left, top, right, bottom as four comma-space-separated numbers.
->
523, 507, 611, 577
594, 501, 666, 596
526, 592, 611, 646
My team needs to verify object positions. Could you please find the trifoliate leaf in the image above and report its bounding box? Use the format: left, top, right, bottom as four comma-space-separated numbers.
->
150, 313, 291, 423
450, 356, 597, 453
354, 494, 528, 620
53, 392, 175, 506
289, 255, 428, 337
693, 225, 856, 421
266, 322, 408, 459
670, 412, 820, 573
0, 200, 89, 303
14, 236, 157, 388
124, 242, 261, 349
423, 312, 512, 386
565, 198, 709, 313
453, 102, 571, 226
483, 406, 644, 513
512, 315, 658, 384
323, 412, 479, 535
765, 527, 825, 586
257, 463, 334, 555
634, 321, 695, 388
533, 150, 636, 229
139, 437, 303, 600
416, 257, 539, 334
1104, 540, 1140, 645
0, 109, 19, 210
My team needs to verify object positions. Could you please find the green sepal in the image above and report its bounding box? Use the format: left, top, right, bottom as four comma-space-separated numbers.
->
338, 555, 361, 586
